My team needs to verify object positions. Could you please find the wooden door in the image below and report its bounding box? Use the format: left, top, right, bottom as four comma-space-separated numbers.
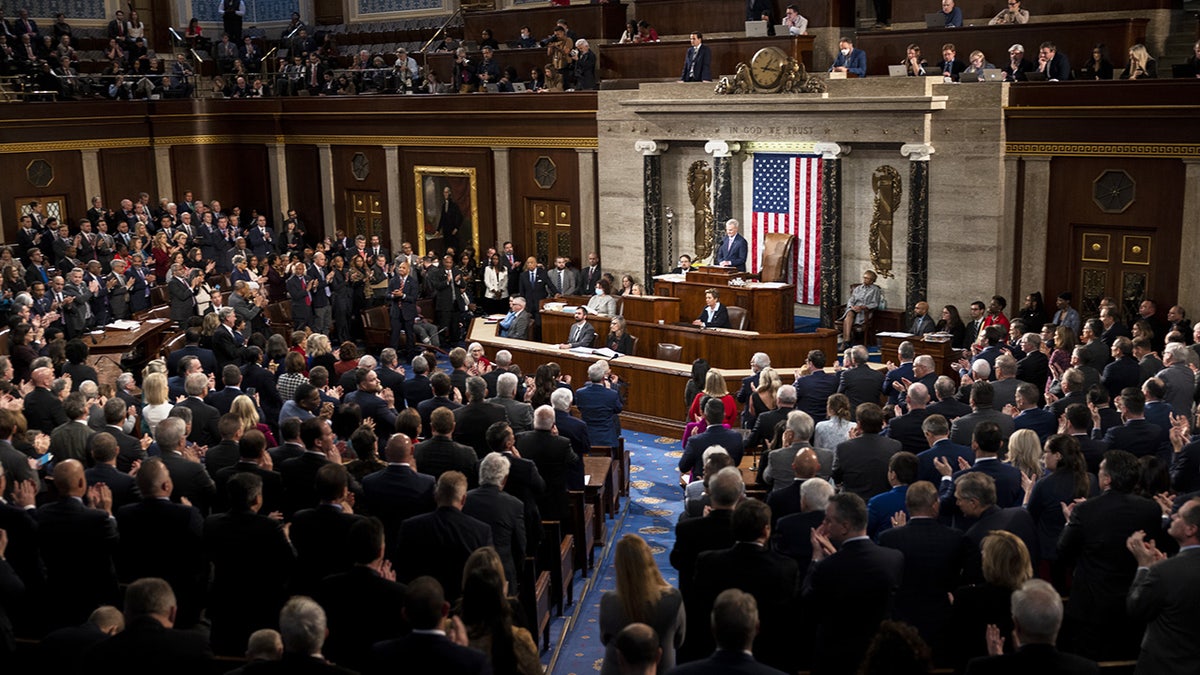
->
1072, 225, 1154, 321
347, 190, 383, 247
527, 199, 573, 267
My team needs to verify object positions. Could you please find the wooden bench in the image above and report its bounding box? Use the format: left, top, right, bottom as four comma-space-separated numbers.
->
537, 521, 574, 616
569, 491, 596, 573
519, 556, 553, 651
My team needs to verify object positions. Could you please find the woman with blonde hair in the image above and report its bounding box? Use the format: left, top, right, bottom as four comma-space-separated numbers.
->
814, 393, 856, 450
230, 394, 277, 446
306, 333, 336, 373
686, 368, 736, 427
1121, 43, 1158, 79
951, 531, 1032, 668
599, 534, 685, 675
460, 563, 541, 675
748, 366, 783, 423
142, 372, 173, 434
1006, 429, 1043, 480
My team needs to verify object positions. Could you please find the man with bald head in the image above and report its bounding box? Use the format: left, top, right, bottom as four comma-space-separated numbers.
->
885, 382, 934, 454
766, 445, 821, 527
23, 366, 69, 433
36, 459, 119, 627
362, 433, 436, 565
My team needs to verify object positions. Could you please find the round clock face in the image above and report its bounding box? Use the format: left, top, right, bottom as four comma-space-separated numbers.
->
1092, 170, 1134, 214
750, 47, 788, 90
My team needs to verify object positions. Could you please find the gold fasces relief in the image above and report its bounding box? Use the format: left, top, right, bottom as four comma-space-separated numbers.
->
869, 166, 901, 279
687, 161, 715, 262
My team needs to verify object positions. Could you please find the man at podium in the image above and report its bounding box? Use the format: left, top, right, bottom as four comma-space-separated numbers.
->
716, 219, 748, 272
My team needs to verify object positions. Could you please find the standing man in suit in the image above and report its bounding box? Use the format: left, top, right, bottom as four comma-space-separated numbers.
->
680, 399, 746, 474
396, 471, 492, 602
369, 576, 491, 675
362, 432, 436, 561
428, 254, 460, 346
416, 409, 481, 484
286, 261, 313, 331
517, 256, 550, 314
389, 260, 419, 356
838, 345, 885, 412
680, 32, 712, 82
289, 463, 365, 595
437, 186, 463, 255
832, 403, 902, 500
516, 406, 582, 522
106, 259, 132, 320
1126, 497, 1200, 675
793, 350, 839, 422
62, 268, 95, 338
157, 416, 217, 515
452, 377, 507, 459
916, 414, 974, 483
576, 361, 624, 447
49, 393, 96, 464
1059, 450, 1164, 661
547, 256, 578, 298
804, 492, 904, 675
464, 452, 527, 591
168, 265, 199, 326
963, 579, 1099, 675
577, 251, 602, 295
715, 219, 748, 271
87, 578, 214, 672
211, 307, 248, 372
692, 288, 730, 328
307, 251, 332, 337
180, 373, 222, 448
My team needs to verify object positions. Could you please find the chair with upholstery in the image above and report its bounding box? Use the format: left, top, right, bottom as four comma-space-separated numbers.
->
656, 343, 682, 362
839, 283, 877, 346
626, 334, 639, 357
160, 331, 188, 359
759, 232, 796, 283
150, 285, 168, 306
0, 328, 9, 356
362, 305, 391, 350
725, 306, 749, 331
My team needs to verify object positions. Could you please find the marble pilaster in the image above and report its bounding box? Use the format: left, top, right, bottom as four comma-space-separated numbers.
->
317, 144, 336, 239
1179, 158, 1200, 303
1019, 156, 1052, 303
901, 143, 934, 325
153, 146, 172, 201
384, 146, 403, 247
267, 143, 288, 224
814, 142, 849, 329
80, 148, 102, 208
576, 148, 598, 260
635, 140, 667, 292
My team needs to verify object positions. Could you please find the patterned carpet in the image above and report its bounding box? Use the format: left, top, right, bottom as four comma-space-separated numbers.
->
541, 430, 686, 675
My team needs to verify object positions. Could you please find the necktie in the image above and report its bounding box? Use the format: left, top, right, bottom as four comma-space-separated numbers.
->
529, 271, 535, 285
570, 325, 578, 342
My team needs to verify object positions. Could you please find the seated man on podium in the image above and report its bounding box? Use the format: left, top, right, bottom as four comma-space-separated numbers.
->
498, 296, 532, 340
830, 36, 867, 77
693, 288, 731, 329
558, 307, 596, 349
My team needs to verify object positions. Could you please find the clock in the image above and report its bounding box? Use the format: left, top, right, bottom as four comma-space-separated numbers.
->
749, 46, 789, 92
26, 159, 53, 188
351, 153, 369, 181
1092, 170, 1135, 214
534, 156, 557, 189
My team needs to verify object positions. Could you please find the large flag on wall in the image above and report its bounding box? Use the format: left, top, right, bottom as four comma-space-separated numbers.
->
749, 153, 822, 305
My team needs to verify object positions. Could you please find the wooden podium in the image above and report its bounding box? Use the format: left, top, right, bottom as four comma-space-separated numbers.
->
653, 267, 795, 334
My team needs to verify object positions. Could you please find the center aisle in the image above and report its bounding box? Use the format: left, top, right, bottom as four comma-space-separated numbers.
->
550, 431, 686, 675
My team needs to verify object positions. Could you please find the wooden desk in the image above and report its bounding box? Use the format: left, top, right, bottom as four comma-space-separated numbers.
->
653, 273, 795, 335
632, 0, 854, 35
470, 318, 756, 435
878, 334, 960, 379
583, 456, 614, 540
463, 2, 629, 46
599, 35, 815, 80
83, 319, 175, 387
615, 294, 680, 325
538, 304, 837, 370
855, 19, 1149, 78
886, 0, 1171, 25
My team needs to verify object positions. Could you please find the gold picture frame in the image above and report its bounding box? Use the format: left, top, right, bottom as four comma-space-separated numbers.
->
413, 165, 480, 259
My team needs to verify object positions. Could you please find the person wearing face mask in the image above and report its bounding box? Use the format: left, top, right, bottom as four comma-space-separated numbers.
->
830, 37, 866, 77
586, 277, 618, 316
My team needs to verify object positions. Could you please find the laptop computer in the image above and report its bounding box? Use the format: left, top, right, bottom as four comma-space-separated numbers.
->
958, 70, 981, 82
483, 83, 499, 93
924, 66, 943, 76
745, 20, 768, 37
982, 68, 1004, 81
1025, 71, 1048, 82
888, 65, 908, 77
512, 82, 526, 92
1172, 63, 1194, 78
925, 13, 945, 28
775, 24, 790, 36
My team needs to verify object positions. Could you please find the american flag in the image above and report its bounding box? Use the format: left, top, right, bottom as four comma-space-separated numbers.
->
750, 153, 823, 304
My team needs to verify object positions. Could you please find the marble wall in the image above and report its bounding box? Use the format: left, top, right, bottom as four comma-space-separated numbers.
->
596, 76, 1010, 318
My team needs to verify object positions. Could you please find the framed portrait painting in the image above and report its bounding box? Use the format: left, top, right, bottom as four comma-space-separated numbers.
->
414, 166, 479, 259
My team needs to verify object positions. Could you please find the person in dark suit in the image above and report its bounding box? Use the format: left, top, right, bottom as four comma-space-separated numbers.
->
1091, 387, 1164, 460
91, 399, 145, 474
680, 32, 712, 82
1035, 41, 1072, 80
389, 261, 419, 355
793, 351, 840, 422
86, 433, 141, 510
205, 365, 247, 417
964, 579, 1099, 675
157, 417, 217, 516
951, 381, 1015, 446
884, 383, 934, 455
680, 398, 745, 476
1100, 337, 1140, 399
203, 472, 295, 656
210, 307, 248, 373
938, 44, 968, 81
201, 413, 244, 481
246, 216, 275, 257
937, 422, 1024, 526
576, 361, 623, 447
571, 38, 598, 90
428, 255, 462, 345
367, 576, 491, 675
453, 377, 507, 459
286, 262, 313, 331
362, 432, 437, 563
803, 492, 905, 675
1126, 496, 1200, 675
879, 481, 967, 659
516, 406, 581, 523
87, 578, 214, 675
35, 459, 120, 628
832, 403, 901, 501
838, 346, 885, 413
463, 453, 527, 590
268, 417, 307, 465
770, 473, 830, 576
549, 387, 587, 454
168, 266, 198, 325
1008, 382, 1058, 442
746, 385, 796, 456
484, 421, 545, 556
1015, 332, 1050, 389
37, 606, 125, 675
289, 463, 365, 595
246, 596, 357, 674
167, 330, 218, 377
692, 287, 730, 328
955, 472, 1038, 582
516, 256, 550, 314
415, 407, 479, 484
668, 588, 787, 675
279, 418, 340, 519
916, 414, 975, 484
404, 356, 435, 411
314, 517, 409, 673
1058, 449, 1164, 661
715, 219, 748, 271
881, 342, 916, 407
214, 429, 283, 515
396, 471, 492, 603
690, 500, 799, 672
927, 375, 973, 422
114, 458, 207, 628
49, 392, 95, 465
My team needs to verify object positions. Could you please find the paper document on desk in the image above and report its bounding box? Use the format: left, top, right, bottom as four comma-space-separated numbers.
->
875, 331, 914, 338
145, 318, 169, 324
751, 282, 787, 288
105, 320, 142, 330
654, 274, 686, 282
593, 347, 619, 359
584, 475, 590, 486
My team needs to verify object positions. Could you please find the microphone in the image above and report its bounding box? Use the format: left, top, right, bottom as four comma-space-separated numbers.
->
168, 27, 183, 43
285, 25, 300, 40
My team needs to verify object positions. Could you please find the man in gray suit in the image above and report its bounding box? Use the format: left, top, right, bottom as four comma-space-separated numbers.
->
463, 452, 526, 592
838, 345, 885, 415
499, 296, 532, 340
106, 258, 132, 320
1155, 343, 1195, 415
61, 269, 95, 338
547, 256, 579, 298
1126, 497, 1200, 675
49, 392, 96, 465
557, 306, 595, 349
168, 264, 199, 325
486, 372, 533, 433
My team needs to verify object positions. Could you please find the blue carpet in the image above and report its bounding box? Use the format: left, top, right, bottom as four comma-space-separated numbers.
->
545, 430, 685, 675
794, 315, 821, 332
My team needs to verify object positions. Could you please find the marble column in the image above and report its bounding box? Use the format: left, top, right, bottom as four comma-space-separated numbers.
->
267, 143, 288, 224
384, 146, 403, 247
576, 148, 598, 260
316, 144, 336, 240
999, 156, 1022, 304
705, 140, 741, 261
1019, 156, 1052, 303
492, 147, 513, 249
1179, 158, 1200, 302
814, 142, 849, 329
901, 143, 934, 326
635, 140, 667, 292
80, 149, 102, 206
153, 146, 173, 203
